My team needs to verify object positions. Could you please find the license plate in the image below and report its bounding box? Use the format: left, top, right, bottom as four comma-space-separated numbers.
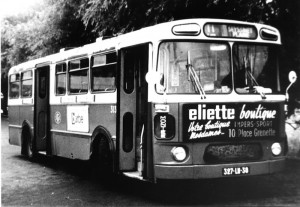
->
222, 166, 250, 176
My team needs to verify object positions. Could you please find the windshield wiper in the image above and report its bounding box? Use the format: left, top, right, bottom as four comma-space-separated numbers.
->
186, 51, 206, 99
246, 69, 266, 99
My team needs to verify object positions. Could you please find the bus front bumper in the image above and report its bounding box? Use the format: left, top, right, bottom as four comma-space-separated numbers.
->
154, 159, 285, 179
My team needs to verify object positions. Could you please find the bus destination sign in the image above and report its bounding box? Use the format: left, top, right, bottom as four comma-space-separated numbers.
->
204, 23, 257, 39
182, 103, 280, 141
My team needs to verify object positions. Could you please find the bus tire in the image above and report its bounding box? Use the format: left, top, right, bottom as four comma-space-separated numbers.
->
21, 126, 36, 159
90, 133, 114, 179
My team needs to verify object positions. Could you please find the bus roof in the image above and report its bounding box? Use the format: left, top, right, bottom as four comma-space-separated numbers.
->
9, 18, 281, 75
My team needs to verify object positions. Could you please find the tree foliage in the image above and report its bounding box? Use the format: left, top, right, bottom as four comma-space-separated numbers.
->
2, 0, 299, 67
1, 0, 94, 69
1, 0, 299, 115
78, 0, 286, 35
1, 0, 300, 92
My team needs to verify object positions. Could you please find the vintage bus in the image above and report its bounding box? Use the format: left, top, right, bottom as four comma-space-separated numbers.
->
8, 19, 292, 182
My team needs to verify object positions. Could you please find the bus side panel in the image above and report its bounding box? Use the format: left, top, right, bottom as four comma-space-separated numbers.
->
51, 133, 91, 160
89, 104, 117, 138
9, 127, 21, 146
8, 105, 21, 146
50, 104, 116, 135
49, 103, 116, 160
50, 105, 91, 159
51, 105, 67, 131
8, 105, 20, 125
9, 104, 33, 147
19, 105, 34, 125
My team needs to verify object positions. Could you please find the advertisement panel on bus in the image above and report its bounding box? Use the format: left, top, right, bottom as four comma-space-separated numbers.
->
182, 103, 280, 141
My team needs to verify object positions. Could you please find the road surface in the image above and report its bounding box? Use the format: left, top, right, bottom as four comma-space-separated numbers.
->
2, 116, 300, 206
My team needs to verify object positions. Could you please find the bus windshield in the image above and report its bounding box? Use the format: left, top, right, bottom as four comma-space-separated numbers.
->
157, 41, 231, 94
157, 42, 281, 95
231, 44, 280, 94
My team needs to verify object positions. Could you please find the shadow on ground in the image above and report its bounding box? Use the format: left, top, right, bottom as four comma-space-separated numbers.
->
12, 153, 300, 206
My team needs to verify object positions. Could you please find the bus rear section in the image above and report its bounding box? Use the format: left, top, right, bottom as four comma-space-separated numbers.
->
151, 39, 286, 179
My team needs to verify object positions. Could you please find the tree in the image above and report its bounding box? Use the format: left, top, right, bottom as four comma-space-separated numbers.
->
1, 0, 299, 100
1, 0, 94, 69
79, 0, 282, 35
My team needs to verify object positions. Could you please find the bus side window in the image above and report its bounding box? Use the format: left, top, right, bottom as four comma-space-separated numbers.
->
69, 58, 89, 94
91, 53, 116, 92
55, 63, 67, 95
123, 50, 135, 94
9, 74, 20, 99
21, 71, 33, 98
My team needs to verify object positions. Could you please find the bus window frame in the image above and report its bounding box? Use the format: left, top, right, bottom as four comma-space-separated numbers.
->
68, 57, 90, 95
156, 40, 233, 95
232, 42, 281, 95
20, 70, 33, 98
90, 52, 117, 94
9, 73, 20, 99
55, 62, 67, 96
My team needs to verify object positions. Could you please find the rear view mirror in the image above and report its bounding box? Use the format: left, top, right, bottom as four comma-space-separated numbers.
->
145, 70, 161, 84
288, 71, 297, 84
146, 71, 166, 93
286, 71, 298, 102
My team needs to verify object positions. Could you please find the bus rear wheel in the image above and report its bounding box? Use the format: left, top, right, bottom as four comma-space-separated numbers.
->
91, 135, 113, 179
21, 127, 36, 159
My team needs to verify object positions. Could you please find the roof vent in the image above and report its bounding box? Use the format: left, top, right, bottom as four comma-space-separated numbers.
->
59, 47, 75, 52
96, 35, 115, 43
172, 23, 201, 36
260, 28, 278, 41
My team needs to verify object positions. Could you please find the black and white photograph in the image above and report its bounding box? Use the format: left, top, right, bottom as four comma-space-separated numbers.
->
1, 0, 300, 206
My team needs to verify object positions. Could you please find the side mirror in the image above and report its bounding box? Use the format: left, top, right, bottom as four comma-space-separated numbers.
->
286, 70, 298, 101
145, 71, 166, 93
145, 70, 161, 84
289, 71, 297, 84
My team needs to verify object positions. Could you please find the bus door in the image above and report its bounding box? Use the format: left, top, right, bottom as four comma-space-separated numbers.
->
34, 65, 50, 153
117, 44, 149, 171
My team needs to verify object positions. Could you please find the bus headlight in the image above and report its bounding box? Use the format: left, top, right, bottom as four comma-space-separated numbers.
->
171, 147, 187, 162
271, 143, 282, 156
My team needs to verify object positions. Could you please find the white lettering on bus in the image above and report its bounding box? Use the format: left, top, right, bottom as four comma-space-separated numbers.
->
160, 115, 166, 138
254, 128, 276, 137
190, 130, 223, 139
189, 104, 235, 120
188, 120, 230, 139
110, 105, 117, 114
239, 104, 276, 120
205, 120, 231, 130
188, 121, 203, 132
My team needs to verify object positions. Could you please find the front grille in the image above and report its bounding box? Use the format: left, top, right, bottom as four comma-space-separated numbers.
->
204, 143, 263, 163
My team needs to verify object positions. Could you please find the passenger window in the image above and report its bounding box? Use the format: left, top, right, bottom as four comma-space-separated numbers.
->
91, 53, 116, 92
123, 50, 135, 94
9, 74, 20, 99
21, 71, 33, 98
69, 58, 89, 94
39, 69, 48, 99
55, 63, 67, 95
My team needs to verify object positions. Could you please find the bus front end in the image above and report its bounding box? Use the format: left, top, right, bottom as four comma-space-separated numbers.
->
151, 23, 286, 180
